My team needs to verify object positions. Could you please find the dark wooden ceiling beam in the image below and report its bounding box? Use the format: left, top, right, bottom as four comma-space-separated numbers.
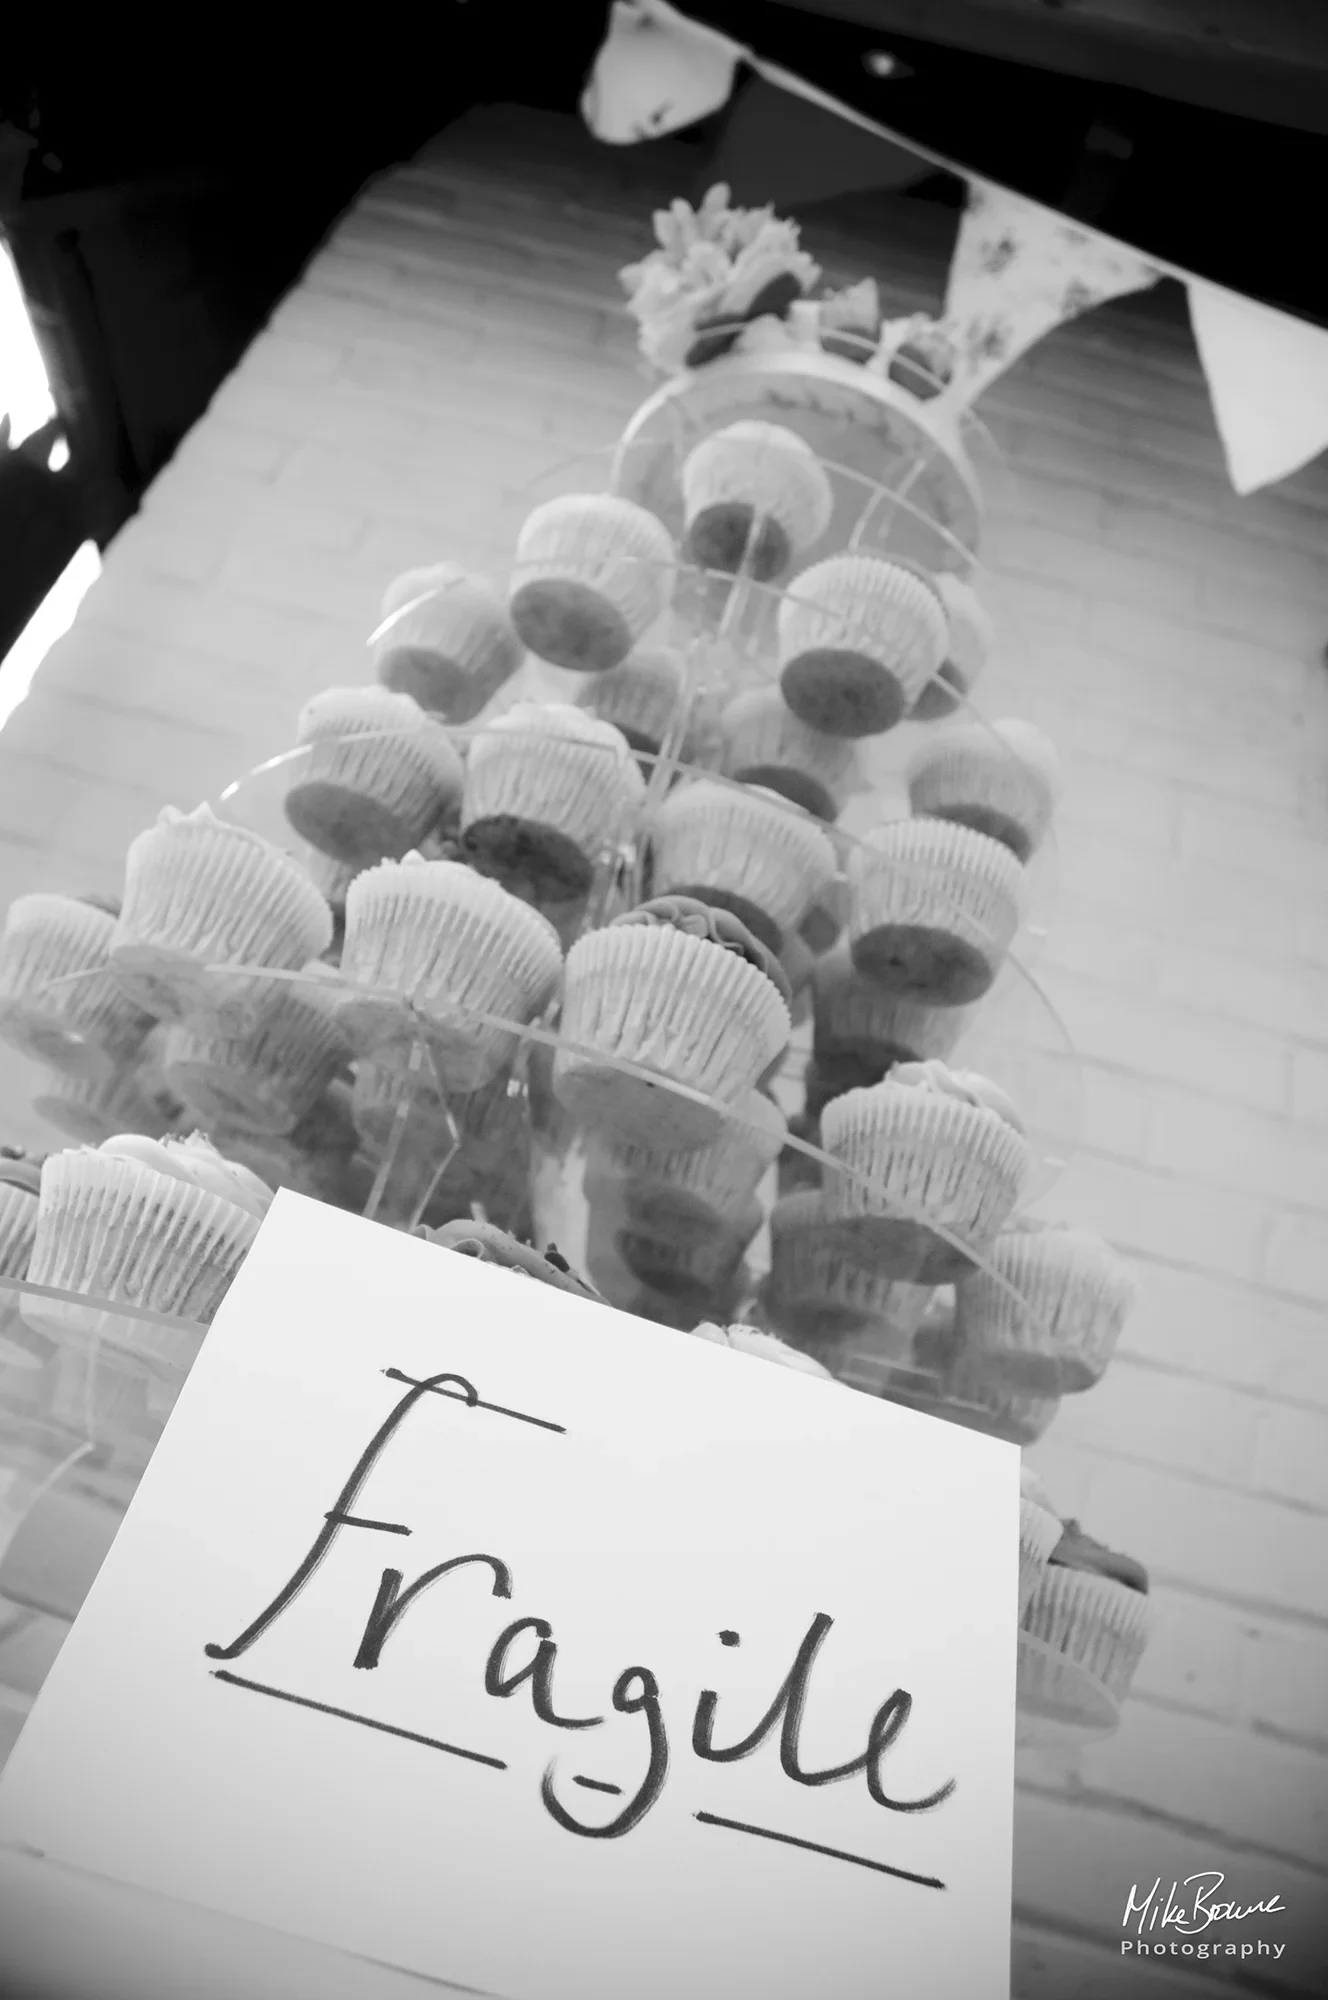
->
782, 0, 1328, 133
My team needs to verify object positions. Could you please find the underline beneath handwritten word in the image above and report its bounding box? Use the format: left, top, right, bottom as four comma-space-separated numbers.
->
383, 1368, 567, 1436
694, 1811, 946, 1890
210, 1669, 507, 1770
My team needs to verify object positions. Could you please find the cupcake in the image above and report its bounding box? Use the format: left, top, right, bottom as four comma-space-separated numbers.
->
425, 1219, 602, 1303
907, 719, 1062, 864
0, 894, 153, 1081
113, 807, 333, 1025
953, 1218, 1135, 1394
847, 818, 1024, 1006
31, 1054, 180, 1146
574, 647, 687, 769
508, 494, 675, 672
719, 688, 856, 824
820, 1062, 1031, 1284
930, 1346, 1060, 1446
160, 970, 349, 1138
584, 1088, 785, 1239
608, 1196, 761, 1303
680, 422, 833, 582
284, 687, 464, 869
798, 875, 847, 956
417, 1075, 534, 1237
304, 851, 363, 957
911, 574, 993, 721
374, 564, 524, 722
338, 856, 563, 1090
462, 703, 646, 904
1021, 1522, 1151, 1713
1020, 1478, 1063, 1616
0, 1149, 41, 1279
811, 951, 968, 1108
688, 1320, 837, 1381
778, 556, 948, 737
779, 931, 815, 1027
351, 1057, 462, 1159
761, 1190, 924, 1363
649, 780, 836, 955
555, 896, 791, 1149
23, 1132, 274, 1372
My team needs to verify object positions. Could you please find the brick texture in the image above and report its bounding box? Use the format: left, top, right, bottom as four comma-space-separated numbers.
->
2, 107, 1327, 1996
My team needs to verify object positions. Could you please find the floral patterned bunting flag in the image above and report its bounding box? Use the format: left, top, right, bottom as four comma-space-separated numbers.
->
940, 182, 1160, 407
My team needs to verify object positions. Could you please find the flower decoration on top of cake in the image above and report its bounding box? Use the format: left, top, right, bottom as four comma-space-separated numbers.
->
618, 185, 960, 395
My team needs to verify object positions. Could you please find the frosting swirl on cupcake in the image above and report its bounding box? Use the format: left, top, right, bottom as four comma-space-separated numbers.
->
613, 896, 793, 1008
1048, 1520, 1148, 1594
891, 1059, 1025, 1134
99, 1133, 275, 1221
0, 1147, 42, 1196
690, 1321, 835, 1379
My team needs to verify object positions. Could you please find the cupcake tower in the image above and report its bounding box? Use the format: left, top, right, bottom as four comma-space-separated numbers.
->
0, 184, 1147, 1736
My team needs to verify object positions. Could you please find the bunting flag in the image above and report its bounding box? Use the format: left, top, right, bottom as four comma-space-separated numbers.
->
580, 0, 741, 144
940, 182, 1160, 407
1188, 281, 1328, 497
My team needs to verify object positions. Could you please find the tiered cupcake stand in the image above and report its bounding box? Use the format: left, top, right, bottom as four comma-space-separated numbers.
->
0, 193, 1148, 1755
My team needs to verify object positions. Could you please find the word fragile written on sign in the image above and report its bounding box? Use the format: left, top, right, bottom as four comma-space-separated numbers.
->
0, 1193, 1017, 2000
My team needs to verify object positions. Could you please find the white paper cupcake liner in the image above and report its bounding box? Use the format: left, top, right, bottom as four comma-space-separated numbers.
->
574, 648, 686, 753
682, 424, 833, 568
763, 1192, 919, 1350
287, 725, 463, 864
1018, 1499, 1063, 1616
720, 690, 856, 822
351, 1060, 461, 1156
340, 861, 562, 1089
0, 896, 153, 1081
161, 982, 349, 1137
587, 1089, 785, 1221
31, 1063, 178, 1146
0, 1185, 38, 1279
820, 1082, 1030, 1252
954, 1225, 1136, 1394
936, 1349, 1060, 1445
25, 1151, 261, 1363
908, 739, 1056, 863
510, 496, 675, 670
813, 959, 968, 1074
651, 780, 837, 947
779, 555, 949, 712
115, 813, 333, 1016
555, 923, 791, 1148
1021, 1564, 1152, 1706
847, 818, 1025, 1000
374, 568, 525, 722
463, 717, 644, 865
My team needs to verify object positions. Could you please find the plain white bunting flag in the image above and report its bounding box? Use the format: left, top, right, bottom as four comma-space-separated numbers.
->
942, 182, 1160, 406
1189, 281, 1328, 496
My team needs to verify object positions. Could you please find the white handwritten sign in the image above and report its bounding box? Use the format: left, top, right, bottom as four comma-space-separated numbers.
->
0, 1192, 1016, 1999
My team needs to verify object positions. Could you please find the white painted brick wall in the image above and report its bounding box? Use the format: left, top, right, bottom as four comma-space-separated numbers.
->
1, 107, 1326, 1996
